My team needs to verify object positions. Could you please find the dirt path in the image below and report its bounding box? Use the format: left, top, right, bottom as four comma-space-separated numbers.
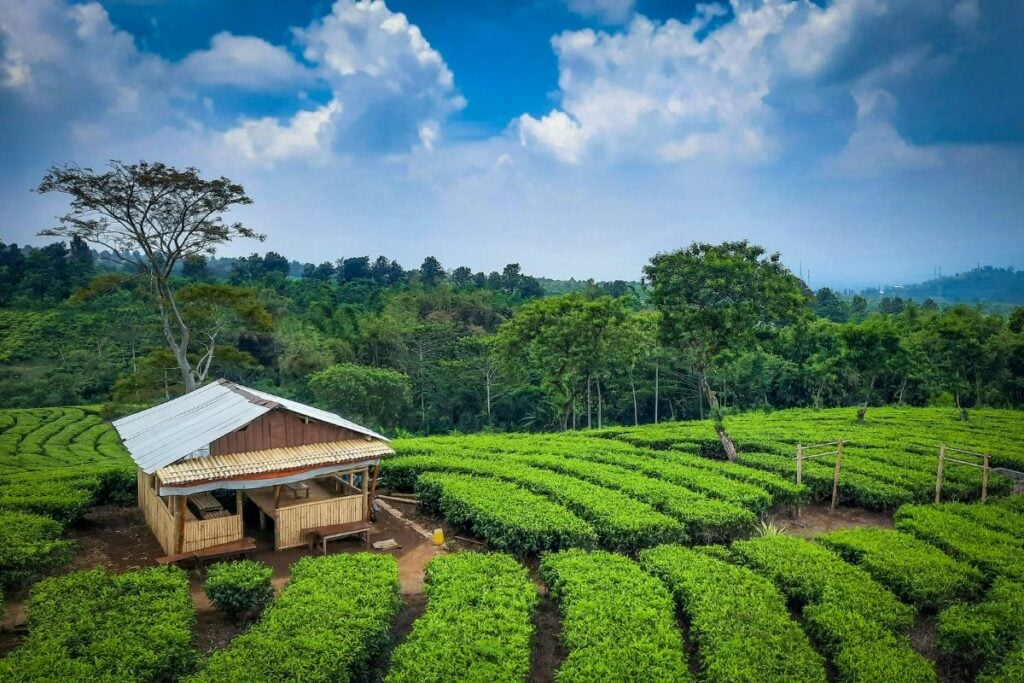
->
775, 502, 894, 538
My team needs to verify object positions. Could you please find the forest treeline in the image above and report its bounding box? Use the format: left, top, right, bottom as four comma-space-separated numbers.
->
1, 237, 1022, 433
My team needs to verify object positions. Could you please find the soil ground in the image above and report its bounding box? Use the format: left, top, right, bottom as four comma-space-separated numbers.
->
772, 501, 894, 538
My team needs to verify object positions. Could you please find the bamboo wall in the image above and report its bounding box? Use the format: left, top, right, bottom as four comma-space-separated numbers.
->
138, 470, 176, 554
275, 494, 364, 550
138, 470, 244, 554
182, 514, 243, 553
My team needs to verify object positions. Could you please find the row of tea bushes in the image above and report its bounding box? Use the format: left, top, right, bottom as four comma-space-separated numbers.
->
894, 504, 1024, 581
818, 528, 985, 610
0, 407, 131, 476
0, 566, 195, 682
189, 554, 401, 683
0, 511, 75, 587
416, 472, 598, 555
937, 578, 1024, 674
387, 553, 537, 683
596, 407, 1021, 506
639, 544, 827, 683
731, 536, 936, 683
539, 549, 692, 683
502, 451, 756, 543
391, 455, 684, 552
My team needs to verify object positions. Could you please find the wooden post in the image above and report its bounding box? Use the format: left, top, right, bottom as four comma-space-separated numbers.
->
175, 495, 186, 553
274, 485, 282, 509
935, 445, 946, 504
259, 509, 266, 531
796, 443, 803, 485
982, 453, 990, 503
236, 490, 243, 516
830, 439, 844, 511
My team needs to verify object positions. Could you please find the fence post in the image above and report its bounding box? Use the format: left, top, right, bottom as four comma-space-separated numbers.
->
982, 453, 990, 503
796, 443, 803, 485
830, 439, 844, 511
935, 445, 946, 504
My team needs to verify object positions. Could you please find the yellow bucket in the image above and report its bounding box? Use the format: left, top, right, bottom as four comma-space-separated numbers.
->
432, 528, 445, 546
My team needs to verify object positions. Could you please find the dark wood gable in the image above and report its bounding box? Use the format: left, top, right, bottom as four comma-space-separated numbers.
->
208, 409, 363, 456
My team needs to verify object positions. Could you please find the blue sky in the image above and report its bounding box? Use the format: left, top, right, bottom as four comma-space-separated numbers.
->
1, 0, 1021, 288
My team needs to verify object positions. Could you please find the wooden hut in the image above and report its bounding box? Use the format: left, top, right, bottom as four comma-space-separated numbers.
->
113, 379, 394, 554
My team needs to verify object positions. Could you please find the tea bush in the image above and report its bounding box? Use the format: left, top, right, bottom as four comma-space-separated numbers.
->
0, 566, 195, 682
190, 553, 401, 683
640, 544, 827, 683
894, 504, 1024, 581
937, 578, 1024, 670
204, 559, 274, 620
540, 549, 692, 683
818, 528, 985, 609
415, 472, 597, 555
387, 553, 537, 683
732, 536, 933, 683
0, 511, 75, 586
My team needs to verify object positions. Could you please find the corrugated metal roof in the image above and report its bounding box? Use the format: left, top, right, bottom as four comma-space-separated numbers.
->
156, 440, 395, 485
113, 379, 389, 474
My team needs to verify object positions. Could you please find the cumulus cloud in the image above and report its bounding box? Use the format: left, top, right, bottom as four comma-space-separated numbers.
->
222, 100, 342, 165
518, 0, 1005, 172
563, 0, 636, 24
219, 0, 464, 163
518, 4, 788, 165
831, 88, 940, 175
179, 32, 312, 90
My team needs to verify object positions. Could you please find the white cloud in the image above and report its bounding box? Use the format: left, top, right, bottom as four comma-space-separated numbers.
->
517, 110, 587, 163
221, 0, 464, 163
564, 0, 636, 24
179, 32, 312, 90
518, 5, 789, 165
222, 100, 342, 165
830, 88, 940, 175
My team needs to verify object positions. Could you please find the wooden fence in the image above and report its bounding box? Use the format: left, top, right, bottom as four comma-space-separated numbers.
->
795, 439, 845, 511
276, 494, 364, 550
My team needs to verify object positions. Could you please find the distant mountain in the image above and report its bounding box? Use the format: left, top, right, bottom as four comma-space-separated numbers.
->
865, 266, 1024, 306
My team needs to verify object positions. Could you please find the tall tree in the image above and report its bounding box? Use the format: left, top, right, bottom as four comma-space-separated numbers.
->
644, 241, 810, 459
37, 160, 262, 392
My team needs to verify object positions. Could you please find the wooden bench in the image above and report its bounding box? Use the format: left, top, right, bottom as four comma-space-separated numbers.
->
156, 537, 257, 570
304, 521, 371, 554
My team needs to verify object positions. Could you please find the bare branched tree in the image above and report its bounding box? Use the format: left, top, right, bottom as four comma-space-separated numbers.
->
37, 160, 264, 392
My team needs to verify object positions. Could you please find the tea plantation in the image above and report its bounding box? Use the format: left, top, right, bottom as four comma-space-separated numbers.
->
2, 406, 1023, 681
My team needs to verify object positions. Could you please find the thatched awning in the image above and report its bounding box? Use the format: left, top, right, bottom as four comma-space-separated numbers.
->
155, 440, 394, 489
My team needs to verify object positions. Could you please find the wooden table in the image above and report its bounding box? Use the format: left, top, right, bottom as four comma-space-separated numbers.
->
304, 521, 371, 554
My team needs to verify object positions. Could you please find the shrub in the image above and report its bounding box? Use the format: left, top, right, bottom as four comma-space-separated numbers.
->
415, 472, 597, 555
204, 560, 274, 620
639, 544, 827, 683
0, 480, 94, 524
0, 566, 196, 682
540, 549, 692, 683
732, 536, 914, 631
502, 452, 754, 543
937, 578, 1024, 670
802, 604, 937, 683
401, 456, 684, 552
978, 641, 1024, 683
732, 536, 933, 683
387, 553, 537, 683
818, 528, 985, 610
894, 504, 1024, 581
0, 511, 75, 586
189, 553, 401, 683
